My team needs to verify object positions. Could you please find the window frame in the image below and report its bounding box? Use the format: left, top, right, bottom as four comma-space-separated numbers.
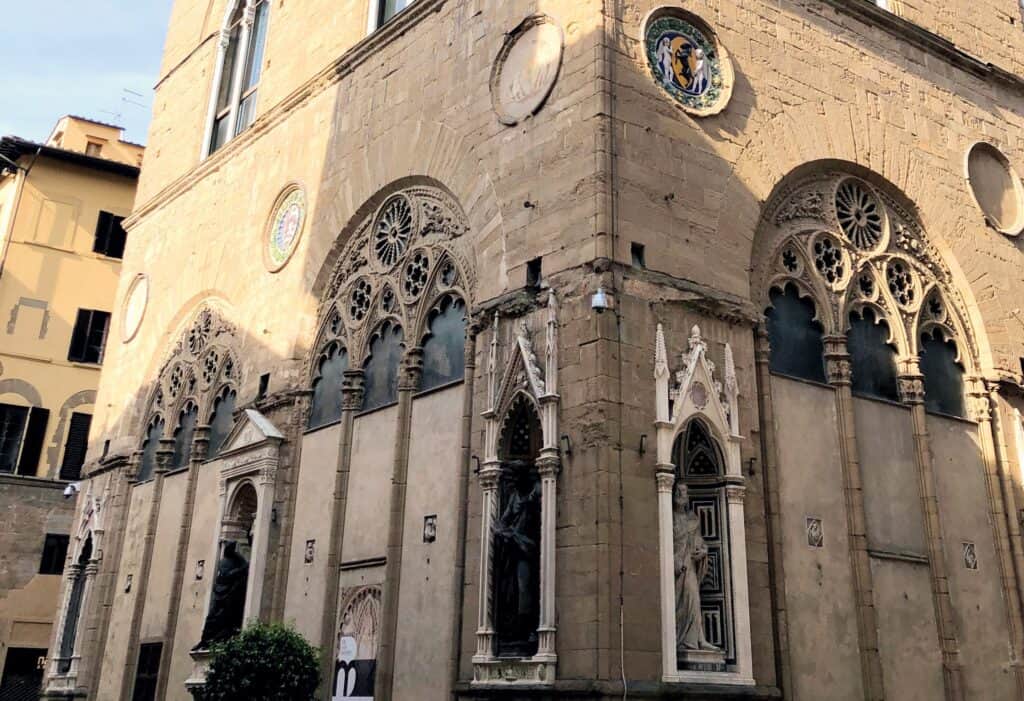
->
367, 0, 416, 34
68, 309, 111, 365
93, 210, 127, 259
201, 0, 269, 158
39, 533, 70, 576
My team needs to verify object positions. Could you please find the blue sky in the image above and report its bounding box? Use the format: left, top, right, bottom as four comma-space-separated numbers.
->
0, 1, 173, 145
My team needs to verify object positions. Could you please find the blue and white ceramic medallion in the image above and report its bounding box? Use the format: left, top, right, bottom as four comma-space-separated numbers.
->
645, 13, 732, 116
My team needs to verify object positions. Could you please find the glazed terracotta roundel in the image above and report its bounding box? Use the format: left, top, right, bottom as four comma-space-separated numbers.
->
266, 184, 307, 271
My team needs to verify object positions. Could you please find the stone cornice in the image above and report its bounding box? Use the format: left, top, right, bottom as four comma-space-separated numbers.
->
819, 0, 1024, 93
124, 0, 448, 232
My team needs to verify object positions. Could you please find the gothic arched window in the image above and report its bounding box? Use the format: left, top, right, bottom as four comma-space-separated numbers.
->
205, 0, 269, 155
674, 419, 724, 478
56, 536, 92, 674
172, 403, 199, 470
138, 417, 165, 481
309, 343, 349, 429
765, 284, 826, 383
208, 388, 237, 458
848, 309, 899, 401
420, 296, 466, 393
362, 322, 404, 412
920, 330, 966, 418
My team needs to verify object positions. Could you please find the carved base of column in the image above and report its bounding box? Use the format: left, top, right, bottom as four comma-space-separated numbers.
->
678, 647, 727, 673
472, 657, 556, 686
185, 648, 213, 699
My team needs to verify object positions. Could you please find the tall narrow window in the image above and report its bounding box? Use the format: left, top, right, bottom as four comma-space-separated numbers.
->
765, 284, 826, 383
56, 536, 92, 674
68, 309, 111, 364
138, 418, 165, 482
0, 404, 49, 475
131, 642, 163, 701
93, 211, 127, 259
848, 309, 899, 401
362, 322, 404, 412
920, 330, 966, 418
208, 388, 237, 459
420, 297, 466, 393
59, 412, 92, 481
171, 403, 199, 470
207, 0, 269, 155
308, 343, 348, 429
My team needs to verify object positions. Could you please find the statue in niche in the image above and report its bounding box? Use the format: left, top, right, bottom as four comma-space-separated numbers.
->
492, 461, 542, 657
674, 482, 719, 653
194, 540, 249, 650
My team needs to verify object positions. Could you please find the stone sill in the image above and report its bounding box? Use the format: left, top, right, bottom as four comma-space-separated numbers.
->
455, 680, 780, 700
818, 0, 1024, 93
0, 473, 69, 490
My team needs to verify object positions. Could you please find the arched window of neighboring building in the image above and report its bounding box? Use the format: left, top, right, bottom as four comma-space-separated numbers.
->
308, 343, 349, 429
171, 403, 199, 470
848, 308, 900, 402
208, 387, 237, 459
362, 321, 404, 412
919, 329, 966, 418
205, 0, 269, 155
419, 296, 466, 393
765, 284, 826, 383
56, 536, 92, 674
138, 417, 165, 481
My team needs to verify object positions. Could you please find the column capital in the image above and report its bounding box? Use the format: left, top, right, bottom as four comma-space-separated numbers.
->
725, 484, 747, 504
536, 453, 560, 478
155, 439, 175, 474
478, 466, 502, 491
655, 470, 676, 493
191, 426, 212, 463
823, 334, 852, 386
399, 348, 424, 392
897, 374, 926, 405
754, 325, 771, 364
342, 369, 365, 410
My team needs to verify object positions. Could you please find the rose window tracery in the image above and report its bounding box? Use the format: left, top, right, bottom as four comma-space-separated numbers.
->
836, 179, 885, 250
373, 195, 414, 268
781, 248, 799, 273
812, 235, 845, 284
381, 287, 396, 313
440, 260, 457, 287
402, 251, 430, 300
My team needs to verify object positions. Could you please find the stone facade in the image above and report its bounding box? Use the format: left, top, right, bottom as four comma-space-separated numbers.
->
43, 1, 1024, 700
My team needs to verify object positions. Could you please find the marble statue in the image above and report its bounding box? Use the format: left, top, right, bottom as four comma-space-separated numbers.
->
195, 540, 249, 649
674, 482, 718, 652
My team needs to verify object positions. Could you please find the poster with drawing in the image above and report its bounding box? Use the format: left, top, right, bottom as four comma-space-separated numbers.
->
333, 585, 381, 701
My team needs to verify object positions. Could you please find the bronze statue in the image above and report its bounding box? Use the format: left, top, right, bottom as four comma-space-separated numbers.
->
674, 482, 719, 652
195, 540, 249, 649
492, 464, 541, 656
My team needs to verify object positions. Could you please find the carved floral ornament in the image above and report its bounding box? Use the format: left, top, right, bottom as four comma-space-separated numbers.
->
143, 305, 241, 432
756, 171, 979, 368
310, 186, 474, 372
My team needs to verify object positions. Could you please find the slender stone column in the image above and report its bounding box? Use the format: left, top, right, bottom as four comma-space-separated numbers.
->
823, 335, 885, 701
968, 383, 1024, 694
655, 469, 677, 678
986, 386, 1024, 621
119, 439, 175, 700
898, 360, 964, 701
535, 449, 560, 661
752, 328, 793, 695
375, 349, 423, 701
473, 463, 501, 663
317, 369, 364, 700
155, 426, 210, 700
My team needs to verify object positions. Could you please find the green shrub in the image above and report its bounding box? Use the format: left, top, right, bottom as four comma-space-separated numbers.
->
202, 622, 320, 701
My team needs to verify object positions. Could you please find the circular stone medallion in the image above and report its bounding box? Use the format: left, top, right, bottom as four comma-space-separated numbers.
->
645, 12, 733, 116
121, 273, 149, 343
966, 143, 1024, 237
491, 16, 564, 126
266, 185, 307, 271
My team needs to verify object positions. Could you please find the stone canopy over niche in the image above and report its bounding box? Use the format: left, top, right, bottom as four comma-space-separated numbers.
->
643, 7, 735, 117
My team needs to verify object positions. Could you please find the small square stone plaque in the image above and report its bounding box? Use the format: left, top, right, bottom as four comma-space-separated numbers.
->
806, 517, 824, 548
304, 539, 316, 564
963, 542, 978, 570
423, 515, 437, 543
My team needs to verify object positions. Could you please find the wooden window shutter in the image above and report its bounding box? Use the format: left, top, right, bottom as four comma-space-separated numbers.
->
59, 412, 92, 481
69, 310, 90, 361
93, 211, 112, 254
17, 407, 50, 475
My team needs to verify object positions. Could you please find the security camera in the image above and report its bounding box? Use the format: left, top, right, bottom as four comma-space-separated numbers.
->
63, 482, 81, 499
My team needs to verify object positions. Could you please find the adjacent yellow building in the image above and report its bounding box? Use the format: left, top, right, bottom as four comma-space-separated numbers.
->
0, 116, 142, 697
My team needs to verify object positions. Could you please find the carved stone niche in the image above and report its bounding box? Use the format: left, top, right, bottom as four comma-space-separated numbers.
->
185, 409, 283, 697
653, 324, 754, 686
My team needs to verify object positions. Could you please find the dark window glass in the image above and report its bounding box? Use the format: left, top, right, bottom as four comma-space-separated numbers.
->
0, 404, 29, 473
234, 0, 268, 136
57, 537, 92, 674
920, 330, 966, 418
848, 309, 900, 401
362, 322, 404, 412
420, 297, 466, 393
93, 211, 127, 259
208, 389, 237, 459
378, 0, 412, 25
18, 407, 49, 476
68, 309, 111, 364
209, 20, 241, 154
765, 284, 826, 383
138, 418, 165, 482
673, 419, 724, 478
40, 534, 70, 575
0, 647, 47, 699
59, 412, 92, 481
309, 344, 348, 429
131, 642, 163, 701
171, 404, 199, 470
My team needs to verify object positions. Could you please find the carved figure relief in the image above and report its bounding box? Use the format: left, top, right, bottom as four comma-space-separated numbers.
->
674, 482, 718, 653
490, 15, 564, 126
644, 9, 734, 117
